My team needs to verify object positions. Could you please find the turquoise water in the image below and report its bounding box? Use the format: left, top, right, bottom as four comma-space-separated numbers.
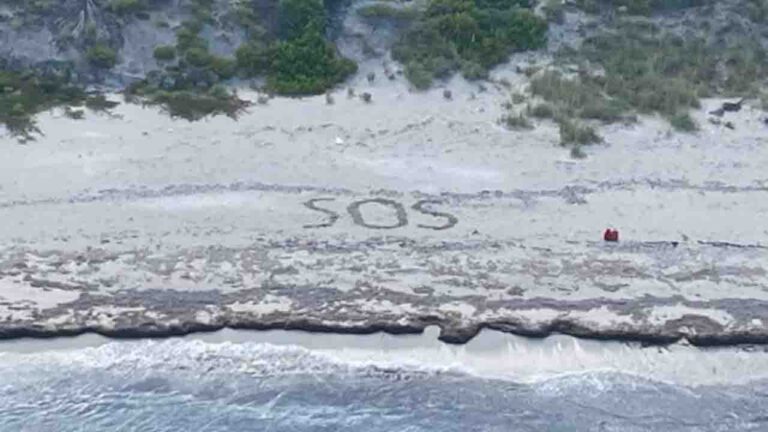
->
0, 339, 766, 431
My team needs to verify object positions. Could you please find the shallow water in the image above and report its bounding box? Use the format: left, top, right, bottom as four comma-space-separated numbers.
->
1, 332, 767, 431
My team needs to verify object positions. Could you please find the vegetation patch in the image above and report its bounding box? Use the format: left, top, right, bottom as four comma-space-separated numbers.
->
268, 30, 358, 94
261, 0, 357, 94
108, 0, 149, 16
357, 4, 420, 21
527, 102, 555, 118
531, 20, 768, 133
87, 44, 119, 69
668, 112, 698, 132
574, 0, 711, 16
529, 71, 628, 122
392, 0, 547, 89
126, 83, 249, 121
502, 112, 533, 130
153, 45, 177, 62
558, 118, 601, 145
126, 0, 248, 119
0, 70, 115, 141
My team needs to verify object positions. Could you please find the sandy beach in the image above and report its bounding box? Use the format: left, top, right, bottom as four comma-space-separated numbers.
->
0, 67, 766, 345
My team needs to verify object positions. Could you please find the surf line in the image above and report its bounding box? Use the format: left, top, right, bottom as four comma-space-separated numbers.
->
303, 198, 459, 230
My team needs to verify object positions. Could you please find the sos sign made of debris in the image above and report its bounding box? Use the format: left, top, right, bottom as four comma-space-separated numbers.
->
303, 198, 458, 231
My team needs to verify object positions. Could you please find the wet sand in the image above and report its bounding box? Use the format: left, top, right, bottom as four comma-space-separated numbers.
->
2, 327, 768, 387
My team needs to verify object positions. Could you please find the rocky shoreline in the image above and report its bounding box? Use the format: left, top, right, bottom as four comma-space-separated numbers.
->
4, 303, 768, 347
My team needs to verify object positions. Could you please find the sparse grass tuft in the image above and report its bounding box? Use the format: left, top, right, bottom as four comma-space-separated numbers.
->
558, 118, 601, 145
543, 0, 565, 23
668, 111, 698, 132
502, 112, 533, 130
528, 102, 555, 118
548, 22, 768, 130
529, 71, 627, 122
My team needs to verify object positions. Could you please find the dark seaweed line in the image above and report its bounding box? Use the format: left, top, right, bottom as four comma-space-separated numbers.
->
2, 315, 768, 348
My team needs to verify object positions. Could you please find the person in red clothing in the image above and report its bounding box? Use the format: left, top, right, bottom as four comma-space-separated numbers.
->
603, 228, 619, 242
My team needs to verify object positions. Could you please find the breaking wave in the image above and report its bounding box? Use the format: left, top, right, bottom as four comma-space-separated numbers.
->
0, 337, 767, 431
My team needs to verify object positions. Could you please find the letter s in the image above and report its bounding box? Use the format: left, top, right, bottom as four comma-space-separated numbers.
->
411, 200, 458, 231
303, 198, 340, 228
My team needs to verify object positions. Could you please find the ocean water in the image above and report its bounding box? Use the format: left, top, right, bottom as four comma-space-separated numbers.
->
0, 335, 767, 432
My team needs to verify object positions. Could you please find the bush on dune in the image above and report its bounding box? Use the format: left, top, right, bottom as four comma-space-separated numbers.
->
261, 0, 357, 95
532, 21, 768, 132
392, 0, 547, 88
268, 30, 357, 95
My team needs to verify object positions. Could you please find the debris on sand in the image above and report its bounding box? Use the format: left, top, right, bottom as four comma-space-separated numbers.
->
710, 99, 744, 117
723, 99, 744, 112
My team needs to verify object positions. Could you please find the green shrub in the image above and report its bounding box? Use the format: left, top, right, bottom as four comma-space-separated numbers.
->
550, 23, 767, 128
153, 45, 177, 62
558, 118, 601, 145
575, 0, 709, 15
530, 71, 622, 120
125, 84, 249, 121
189, 0, 215, 23
176, 22, 206, 52
0, 71, 110, 141
392, 24, 459, 87
528, 102, 555, 118
404, 62, 434, 89
108, 0, 147, 15
236, 41, 272, 76
87, 44, 118, 69
230, 0, 263, 33
211, 57, 237, 80
502, 112, 532, 129
150, 89, 248, 121
570, 145, 587, 159
668, 112, 698, 132
278, 0, 326, 40
460, 60, 487, 80
392, 0, 546, 88
268, 30, 357, 95
185, 46, 213, 68
579, 100, 626, 122
357, 4, 420, 20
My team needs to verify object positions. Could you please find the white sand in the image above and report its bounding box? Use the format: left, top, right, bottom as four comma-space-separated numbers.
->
0, 66, 766, 344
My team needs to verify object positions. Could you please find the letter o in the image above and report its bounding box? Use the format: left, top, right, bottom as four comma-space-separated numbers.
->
347, 198, 408, 229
